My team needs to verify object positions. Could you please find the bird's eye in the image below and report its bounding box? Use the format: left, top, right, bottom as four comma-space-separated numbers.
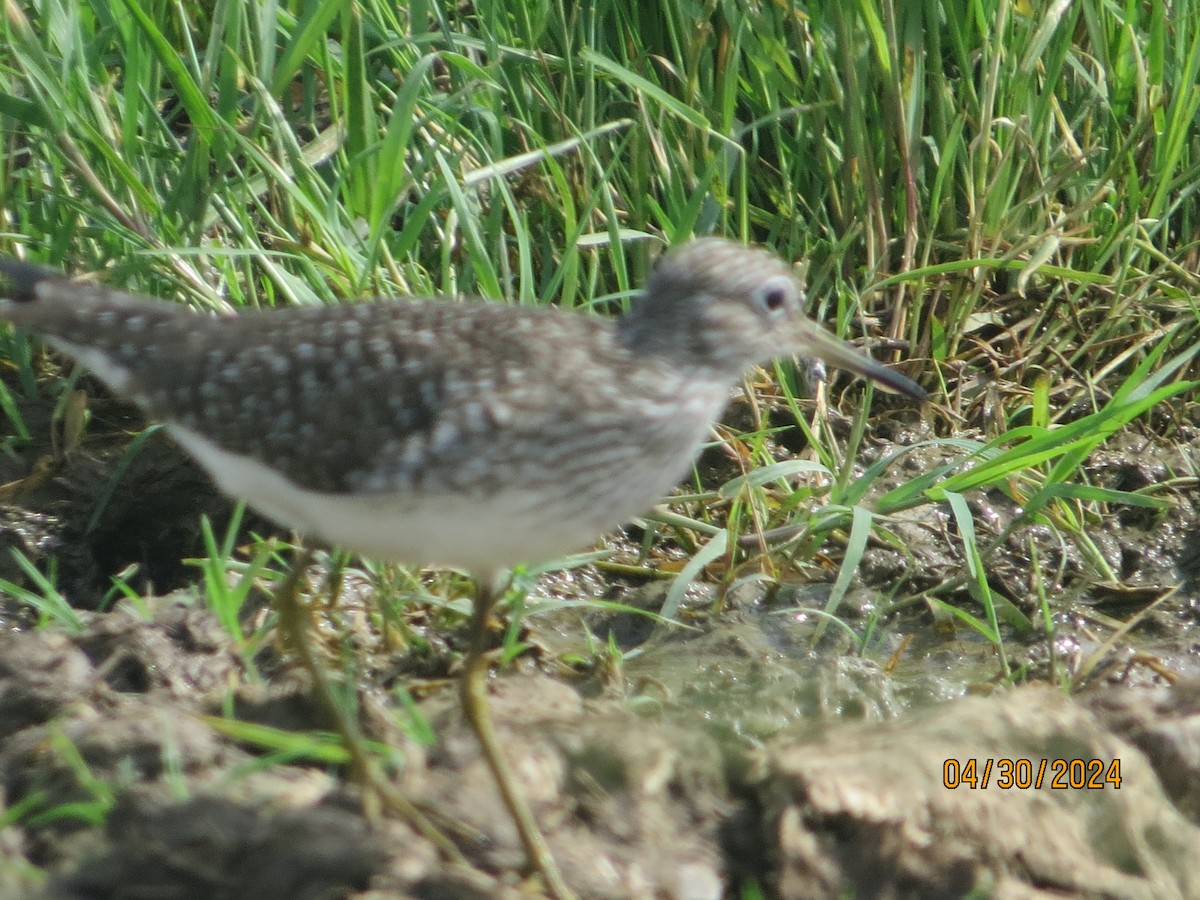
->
752, 276, 796, 319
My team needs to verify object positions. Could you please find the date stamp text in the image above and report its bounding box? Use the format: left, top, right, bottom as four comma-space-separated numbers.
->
943, 757, 1121, 790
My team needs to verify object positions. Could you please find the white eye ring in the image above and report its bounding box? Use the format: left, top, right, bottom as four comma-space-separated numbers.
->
751, 275, 798, 320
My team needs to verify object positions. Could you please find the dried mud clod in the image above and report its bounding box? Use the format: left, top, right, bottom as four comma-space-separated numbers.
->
2, 599, 1200, 898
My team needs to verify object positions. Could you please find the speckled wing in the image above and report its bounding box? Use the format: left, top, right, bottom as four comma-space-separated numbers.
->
0, 261, 615, 496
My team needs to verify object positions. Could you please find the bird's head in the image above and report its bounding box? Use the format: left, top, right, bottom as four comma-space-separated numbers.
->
621, 238, 925, 400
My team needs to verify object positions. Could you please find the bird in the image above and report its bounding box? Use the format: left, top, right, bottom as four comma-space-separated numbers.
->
0, 238, 925, 898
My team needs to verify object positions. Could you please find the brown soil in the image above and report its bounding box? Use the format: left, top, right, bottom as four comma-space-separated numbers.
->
1, 389, 1198, 898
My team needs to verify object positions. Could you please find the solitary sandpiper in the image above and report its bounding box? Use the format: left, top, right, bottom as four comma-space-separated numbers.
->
0, 238, 925, 898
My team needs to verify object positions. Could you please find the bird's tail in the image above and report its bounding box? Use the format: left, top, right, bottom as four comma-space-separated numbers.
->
0, 258, 70, 305
0, 259, 190, 399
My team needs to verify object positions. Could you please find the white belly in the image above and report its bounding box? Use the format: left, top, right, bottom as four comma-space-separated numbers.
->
167, 422, 704, 575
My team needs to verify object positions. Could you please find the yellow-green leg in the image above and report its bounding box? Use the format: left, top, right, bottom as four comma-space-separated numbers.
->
460, 577, 576, 900
272, 546, 465, 863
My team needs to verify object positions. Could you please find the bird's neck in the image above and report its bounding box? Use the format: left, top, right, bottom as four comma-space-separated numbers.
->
616, 305, 748, 386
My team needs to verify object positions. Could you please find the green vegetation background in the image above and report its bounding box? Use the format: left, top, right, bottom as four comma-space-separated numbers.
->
3, 1, 1196, 352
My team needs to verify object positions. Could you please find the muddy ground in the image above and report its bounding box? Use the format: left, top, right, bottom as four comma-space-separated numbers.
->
0, 388, 1199, 899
